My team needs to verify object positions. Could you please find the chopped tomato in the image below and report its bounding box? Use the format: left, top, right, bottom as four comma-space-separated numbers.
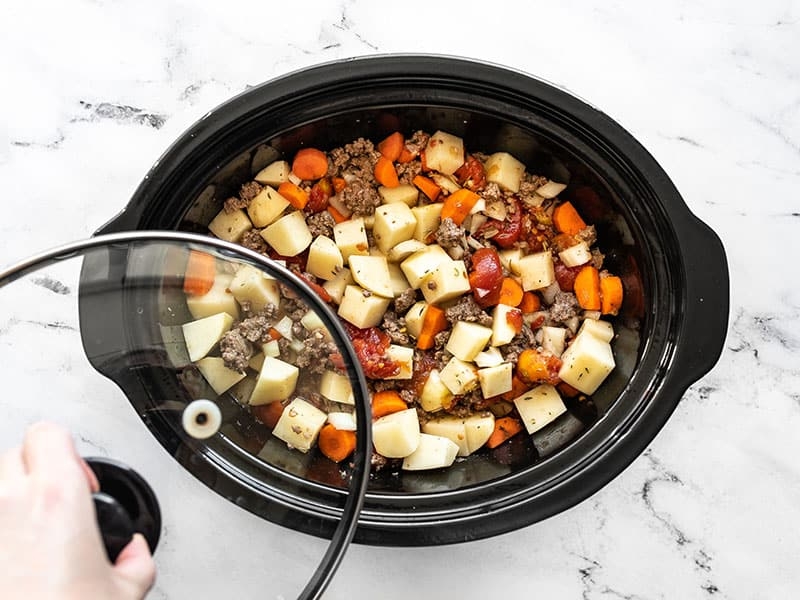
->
344, 323, 400, 379
505, 307, 523, 332
297, 273, 332, 303
306, 178, 332, 214
454, 154, 486, 190
469, 247, 504, 307
554, 262, 582, 292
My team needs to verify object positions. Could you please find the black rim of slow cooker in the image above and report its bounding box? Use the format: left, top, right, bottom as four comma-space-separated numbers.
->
93, 55, 728, 545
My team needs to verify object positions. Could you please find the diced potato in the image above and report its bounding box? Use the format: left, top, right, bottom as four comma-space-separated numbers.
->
182, 312, 234, 362
373, 203, 417, 254
498, 248, 523, 275
517, 251, 555, 291
196, 357, 246, 395
260, 211, 312, 257
254, 160, 290, 186
474, 347, 505, 368
404, 301, 429, 339
372, 408, 421, 458
262, 339, 280, 358
319, 370, 354, 405
387, 239, 427, 263
478, 362, 513, 399
299, 311, 330, 340
247, 186, 290, 227
578, 318, 615, 343
558, 242, 592, 268
186, 273, 240, 320
439, 356, 478, 395
378, 183, 419, 206
491, 304, 521, 347
306, 236, 344, 281
249, 357, 299, 405
411, 203, 443, 243
402, 433, 460, 471
422, 417, 469, 456
400, 245, 451, 289
229, 264, 280, 313
536, 180, 568, 199
484, 152, 525, 193
322, 267, 354, 304
558, 330, 615, 394
338, 285, 391, 329
272, 398, 327, 452
446, 321, 493, 361
463, 412, 495, 455
208, 208, 252, 242
334, 217, 369, 262
541, 326, 567, 357
424, 131, 465, 175
327, 411, 357, 431
385, 344, 414, 380
349, 255, 394, 298
249, 352, 265, 372
419, 260, 471, 305
418, 368, 452, 412
387, 263, 412, 297
513, 384, 567, 434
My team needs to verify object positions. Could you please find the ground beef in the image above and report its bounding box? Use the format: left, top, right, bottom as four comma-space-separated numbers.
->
434, 330, 450, 349
445, 296, 493, 326
239, 181, 263, 202
399, 388, 415, 404
219, 329, 253, 373
280, 295, 308, 322
306, 210, 335, 238
236, 308, 279, 343
381, 311, 410, 345
224, 196, 249, 213
329, 138, 381, 184
590, 248, 605, 269
393, 288, 417, 314
239, 229, 269, 254
340, 179, 381, 216
435, 217, 465, 250
397, 160, 422, 185
291, 321, 308, 340
405, 130, 429, 155
502, 324, 537, 364
549, 292, 580, 324
575, 225, 597, 247
294, 330, 338, 374
480, 182, 503, 203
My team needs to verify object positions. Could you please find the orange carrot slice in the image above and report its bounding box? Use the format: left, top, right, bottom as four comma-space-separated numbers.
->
277, 181, 309, 210
318, 423, 357, 463
600, 274, 623, 315
574, 265, 601, 310
183, 251, 216, 296
552, 201, 587, 235
440, 188, 480, 226
377, 131, 404, 162
371, 390, 408, 419
374, 156, 400, 188
291, 148, 328, 181
486, 416, 524, 449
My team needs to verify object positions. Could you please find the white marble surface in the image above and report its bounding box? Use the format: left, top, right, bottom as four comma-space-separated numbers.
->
1, 1, 799, 598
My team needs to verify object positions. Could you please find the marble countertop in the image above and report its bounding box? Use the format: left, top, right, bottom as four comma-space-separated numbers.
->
1, 1, 798, 598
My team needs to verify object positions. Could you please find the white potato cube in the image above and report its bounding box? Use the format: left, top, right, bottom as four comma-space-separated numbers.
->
422, 416, 469, 456
196, 356, 246, 394
349, 255, 394, 298
322, 267, 354, 304
260, 211, 312, 257
558, 330, 615, 394
411, 203, 444, 243
186, 273, 240, 320
262, 339, 280, 358
418, 369, 452, 412
419, 260, 471, 305
327, 411, 357, 431
478, 362, 513, 399
513, 383, 567, 434
424, 130, 465, 175
558, 242, 592, 268
378, 183, 419, 206
491, 304, 522, 347
439, 356, 479, 395
247, 186, 290, 227
306, 236, 344, 281
254, 161, 290, 186
385, 344, 414, 380
498, 248, 523, 275
484, 152, 525, 193
272, 398, 327, 452
463, 413, 496, 455
400, 245, 450, 289
404, 301, 429, 339
402, 433, 459, 470
372, 408, 421, 458
319, 370, 354, 405
387, 239, 427, 263
474, 347, 505, 368
446, 321, 493, 361
229, 264, 280, 313
578, 318, 615, 343
249, 357, 300, 405
541, 326, 567, 357
518, 251, 555, 291
373, 203, 417, 253
334, 217, 369, 262
387, 263, 412, 297
208, 208, 252, 242
182, 312, 234, 362
300, 311, 329, 338
338, 285, 391, 329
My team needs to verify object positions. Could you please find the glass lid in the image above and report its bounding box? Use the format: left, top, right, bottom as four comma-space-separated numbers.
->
0, 231, 372, 600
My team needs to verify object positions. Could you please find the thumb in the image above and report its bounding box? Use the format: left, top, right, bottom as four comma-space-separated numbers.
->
114, 533, 157, 596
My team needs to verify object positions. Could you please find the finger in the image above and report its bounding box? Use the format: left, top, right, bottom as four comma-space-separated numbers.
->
0, 445, 26, 481
80, 459, 101, 494
114, 533, 156, 594
21, 422, 84, 482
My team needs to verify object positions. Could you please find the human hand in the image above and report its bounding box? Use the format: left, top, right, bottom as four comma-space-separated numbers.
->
0, 422, 156, 600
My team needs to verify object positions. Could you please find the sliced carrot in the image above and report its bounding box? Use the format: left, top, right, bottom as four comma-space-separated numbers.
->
183, 250, 216, 296
497, 277, 524, 307
371, 390, 408, 419
318, 423, 357, 463
277, 181, 309, 210
552, 201, 587, 235
600, 274, 624, 315
486, 416, 524, 449
574, 265, 601, 310
397, 147, 415, 163
332, 176, 347, 194
291, 148, 328, 181
501, 375, 529, 402
412, 175, 441, 201
519, 291, 541, 314
415, 304, 448, 350
516, 349, 561, 385
440, 188, 480, 226
374, 156, 400, 188
268, 327, 282, 340
251, 401, 285, 430
377, 131, 404, 162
